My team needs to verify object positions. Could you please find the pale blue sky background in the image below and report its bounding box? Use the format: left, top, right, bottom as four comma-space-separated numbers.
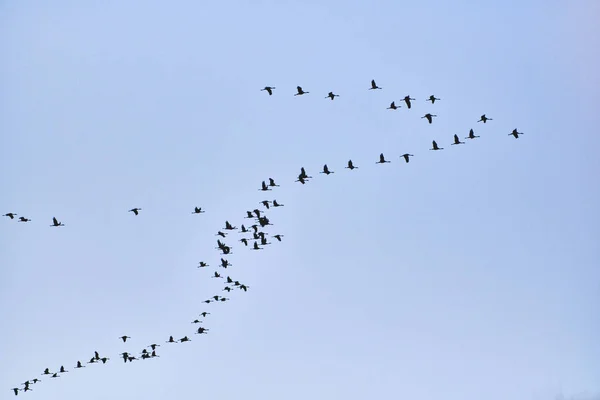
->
1, 0, 599, 399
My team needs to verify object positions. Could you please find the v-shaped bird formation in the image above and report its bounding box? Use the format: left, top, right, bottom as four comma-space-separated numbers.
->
5, 79, 524, 395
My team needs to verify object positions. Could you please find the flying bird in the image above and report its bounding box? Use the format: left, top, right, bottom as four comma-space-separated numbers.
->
129, 208, 142, 215
369, 79, 382, 90
376, 153, 390, 164
260, 181, 272, 191
421, 113, 437, 124
3, 213, 16, 219
465, 129, 479, 139
192, 207, 205, 214
320, 164, 334, 175
426, 95, 440, 103
326, 91, 339, 100
387, 101, 400, 110
509, 129, 524, 138
346, 160, 358, 170
403, 95, 415, 109
50, 217, 64, 227
294, 86, 309, 96
430, 140, 443, 150
451, 134, 465, 145
401, 154, 414, 163
18, 217, 30, 222
478, 114, 493, 123
261, 86, 275, 95
119, 336, 131, 343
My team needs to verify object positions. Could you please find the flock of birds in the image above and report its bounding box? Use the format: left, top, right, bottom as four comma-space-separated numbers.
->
5, 79, 524, 395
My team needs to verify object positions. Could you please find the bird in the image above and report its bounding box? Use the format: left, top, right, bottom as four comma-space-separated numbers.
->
376, 153, 391, 164
478, 114, 492, 123
261, 86, 275, 95
75, 361, 85, 369
320, 164, 334, 175
509, 129, 524, 138
198, 261, 209, 268
18, 217, 30, 222
253, 241, 263, 250
401, 154, 414, 163
326, 91, 339, 100
451, 134, 465, 145
166, 336, 178, 343
192, 207, 205, 214
11, 388, 20, 396
213, 271, 222, 278
299, 167, 312, 179
260, 181, 272, 191
273, 234, 284, 242
430, 140, 443, 150
346, 160, 358, 170
196, 327, 209, 334
403, 95, 415, 109
260, 200, 271, 209
216, 231, 227, 238
387, 101, 400, 110
369, 79, 381, 90
180, 336, 191, 343
119, 336, 131, 343
129, 208, 142, 215
59, 366, 68, 373
149, 343, 161, 350
50, 217, 64, 227
294, 86, 309, 96
421, 113, 437, 124
99, 357, 109, 364
465, 129, 479, 139
426, 95, 440, 103
224, 221, 237, 230
42, 368, 52, 375
268, 178, 279, 187
50, 373, 59, 378
199, 312, 211, 317
295, 175, 307, 185
3, 213, 16, 219
273, 200, 284, 207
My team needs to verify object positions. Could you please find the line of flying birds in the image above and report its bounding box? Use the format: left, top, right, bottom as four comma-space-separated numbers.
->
6, 79, 524, 395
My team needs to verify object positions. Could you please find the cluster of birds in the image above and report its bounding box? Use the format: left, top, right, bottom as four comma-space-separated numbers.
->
6, 79, 524, 395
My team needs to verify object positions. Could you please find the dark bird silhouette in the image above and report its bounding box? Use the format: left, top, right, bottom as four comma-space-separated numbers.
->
216, 231, 227, 238
149, 343, 161, 350
345, 160, 358, 170
299, 167, 312, 179
198, 261, 209, 268
75, 361, 85, 369
224, 221, 237, 230
220, 258, 231, 268
451, 134, 465, 145
320, 164, 334, 175
427, 95, 440, 103
401, 154, 414, 163
326, 91, 339, 100
260, 181, 272, 191
403, 96, 415, 109
294, 86, 309, 96
100, 357, 109, 364
430, 140, 443, 150
129, 208, 142, 215
119, 336, 131, 343
166, 336, 178, 343
261, 86, 275, 95
239, 224, 250, 233
3, 213, 16, 219
200, 311, 211, 317
261, 200, 271, 209
59, 366, 68, 373
196, 327, 209, 334
369, 79, 382, 90
180, 336, 191, 342
376, 153, 390, 164
11, 388, 20, 396
192, 207, 205, 214
273, 200, 284, 207
273, 234, 284, 242
245, 211, 254, 219
509, 129, 524, 138
387, 101, 400, 110
213, 271, 222, 278
42, 368, 52, 375
50, 217, 64, 227
465, 129, 480, 140
50, 373, 59, 378
421, 113, 437, 124
240, 238, 248, 246
478, 114, 492, 123
295, 175, 307, 185
268, 178, 279, 187
253, 241, 263, 250
18, 217, 30, 222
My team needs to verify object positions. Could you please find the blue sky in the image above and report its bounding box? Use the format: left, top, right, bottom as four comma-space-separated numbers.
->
1, 0, 599, 399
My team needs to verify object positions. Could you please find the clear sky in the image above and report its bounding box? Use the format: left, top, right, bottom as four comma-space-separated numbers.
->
1, 0, 599, 399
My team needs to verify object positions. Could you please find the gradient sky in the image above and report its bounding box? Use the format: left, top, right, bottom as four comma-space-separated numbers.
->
1, 1, 599, 399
